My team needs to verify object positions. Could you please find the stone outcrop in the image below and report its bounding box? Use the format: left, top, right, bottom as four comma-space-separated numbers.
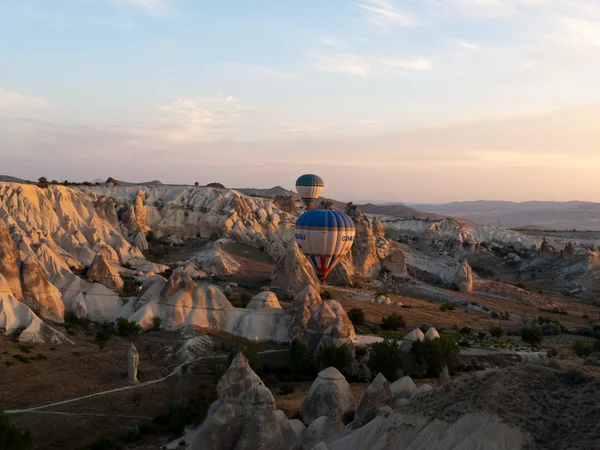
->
87, 254, 124, 291
128, 342, 139, 383
246, 291, 282, 309
380, 246, 407, 277
390, 376, 417, 398
272, 242, 320, 296
425, 327, 440, 340
273, 195, 297, 213
454, 260, 473, 293
300, 367, 356, 425
354, 373, 392, 427
194, 239, 241, 276
303, 300, 356, 351
0, 219, 22, 300
411, 383, 433, 399
20, 255, 64, 321
288, 285, 323, 341
437, 365, 451, 387
345, 203, 380, 277
191, 352, 297, 450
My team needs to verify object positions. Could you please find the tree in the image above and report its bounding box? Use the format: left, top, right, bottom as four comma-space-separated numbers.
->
439, 303, 456, 312
316, 344, 352, 373
521, 327, 543, 347
411, 335, 461, 377
289, 339, 314, 375
36, 177, 49, 189
0, 409, 33, 450
347, 308, 365, 326
367, 340, 403, 379
490, 326, 504, 338
380, 314, 405, 331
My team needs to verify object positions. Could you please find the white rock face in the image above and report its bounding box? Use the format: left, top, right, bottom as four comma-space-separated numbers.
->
246, 291, 282, 309
193, 238, 241, 276
376, 295, 391, 305
87, 253, 124, 291
390, 376, 417, 398
300, 367, 356, 425
272, 241, 320, 296
425, 327, 440, 340
454, 260, 473, 293
20, 255, 64, 321
0, 274, 71, 344
303, 300, 356, 351
191, 352, 296, 450
354, 373, 392, 427
80, 184, 295, 261
411, 383, 433, 399
128, 342, 139, 383
404, 328, 425, 342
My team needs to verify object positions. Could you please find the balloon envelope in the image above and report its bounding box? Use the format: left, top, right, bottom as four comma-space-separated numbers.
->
294, 210, 355, 279
296, 174, 324, 209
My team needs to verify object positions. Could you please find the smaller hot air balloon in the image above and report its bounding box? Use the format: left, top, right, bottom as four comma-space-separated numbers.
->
295, 209, 355, 280
296, 174, 324, 210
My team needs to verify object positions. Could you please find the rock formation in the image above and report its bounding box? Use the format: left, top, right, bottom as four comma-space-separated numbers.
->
272, 242, 320, 296
128, 342, 139, 383
300, 367, 356, 425
20, 255, 64, 321
454, 260, 473, 293
0, 219, 22, 300
246, 291, 282, 309
425, 327, 440, 340
401, 328, 425, 351
87, 254, 124, 291
345, 203, 380, 277
194, 239, 241, 276
437, 365, 451, 387
288, 285, 324, 341
390, 376, 417, 398
411, 383, 433, 399
191, 352, 298, 450
303, 300, 356, 351
354, 373, 392, 427
273, 195, 297, 213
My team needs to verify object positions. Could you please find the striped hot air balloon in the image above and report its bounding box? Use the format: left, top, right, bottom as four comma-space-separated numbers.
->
295, 174, 324, 209
294, 209, 355, 280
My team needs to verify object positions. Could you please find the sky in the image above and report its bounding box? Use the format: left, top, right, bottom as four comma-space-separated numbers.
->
2, 0, 600, 203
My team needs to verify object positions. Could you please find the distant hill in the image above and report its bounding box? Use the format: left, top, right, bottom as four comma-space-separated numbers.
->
105, 177, 163, 186
409, 200, 600, 230
356, 203, 444, 220
0, 175, 28, 183
236, 186, 297, 198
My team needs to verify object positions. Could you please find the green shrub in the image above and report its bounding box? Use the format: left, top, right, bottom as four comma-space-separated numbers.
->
95, 330, 112, 349
18, 346, 31, 354
490, 326, 504, 338
547, 347, 559, 358
158, 268, 173, 278
12, 355, 29, 364
521, 327, 543, 346
573, 340, 595, 358
125, 426, 141, 443
321, 290, 333, 300
212, 363, 227, 384
116, 317, 141, 336
316, 344, 352, 373
152, 316, 162, 330
279, 383, 296, 395
120, 276, 142, 297
459, 327, 472, 335
411, 336, 461, 377
367, 340, 403, 379
289, 340, 314, 375
139, 422, 161, 434
515, 282, 526, 289
240, 292, 253, 303
563, 369, 590, 385
347, 308, 365, 326
439, 303, 456, 312
89, 436, 122, 450
380, 314, 405, 331
0, 409, 33, 450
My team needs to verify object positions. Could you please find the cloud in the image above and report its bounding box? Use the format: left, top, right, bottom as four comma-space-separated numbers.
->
357, 0, 419, 28
153, 93, 257, 141
0, 89, 47, 110
227, 64, 297, 79
310, 52, 432, 76
453, 40, 481, 50
108, 0, 168, 16
318, 35, 346, 48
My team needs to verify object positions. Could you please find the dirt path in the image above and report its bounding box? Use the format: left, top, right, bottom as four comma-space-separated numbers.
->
5, 349, 288, 415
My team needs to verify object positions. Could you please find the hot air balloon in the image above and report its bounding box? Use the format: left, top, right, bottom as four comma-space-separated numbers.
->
295, 209, 355, 280
296, 174, 324, 210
